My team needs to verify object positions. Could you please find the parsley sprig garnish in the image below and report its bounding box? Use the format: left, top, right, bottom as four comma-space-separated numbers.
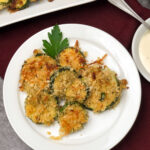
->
42, 25, 69, 59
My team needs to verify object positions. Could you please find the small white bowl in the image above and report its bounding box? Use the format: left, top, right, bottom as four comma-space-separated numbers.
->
132, 18, 150, 82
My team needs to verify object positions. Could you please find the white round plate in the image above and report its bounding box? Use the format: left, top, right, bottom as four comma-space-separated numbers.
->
3, 24, 141, 150
132, 18, 150, 82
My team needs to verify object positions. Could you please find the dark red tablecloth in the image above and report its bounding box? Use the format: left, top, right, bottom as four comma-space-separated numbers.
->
0, 0, 150, 149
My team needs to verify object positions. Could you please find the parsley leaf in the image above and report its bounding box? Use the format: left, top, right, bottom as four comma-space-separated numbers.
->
42, 25, 69, 59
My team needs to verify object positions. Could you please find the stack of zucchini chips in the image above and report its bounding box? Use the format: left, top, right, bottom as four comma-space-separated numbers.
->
19, 40, 127, 138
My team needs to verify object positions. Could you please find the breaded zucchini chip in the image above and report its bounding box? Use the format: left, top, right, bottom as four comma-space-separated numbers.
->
19, 49, 57, 94
0, 4, 7, 9
58, 102, 88, 136
25, 91, 58, 125
65, 78, 89, 104
0, 0, 10, 10
58, 47, 86, 70
9, 0, 29, 10
106, 78, 128, 109
80, 64, 103, 87
49, 67, 77, 98
81, 64, 127, 112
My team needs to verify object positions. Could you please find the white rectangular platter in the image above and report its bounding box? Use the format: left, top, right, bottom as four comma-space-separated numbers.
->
0, 0, 95, 27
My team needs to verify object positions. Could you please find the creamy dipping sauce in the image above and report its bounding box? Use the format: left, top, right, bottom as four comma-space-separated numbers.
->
139, 30, 150, 74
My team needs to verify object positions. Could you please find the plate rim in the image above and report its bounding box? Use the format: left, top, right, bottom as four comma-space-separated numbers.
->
3, 23, 141, 150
